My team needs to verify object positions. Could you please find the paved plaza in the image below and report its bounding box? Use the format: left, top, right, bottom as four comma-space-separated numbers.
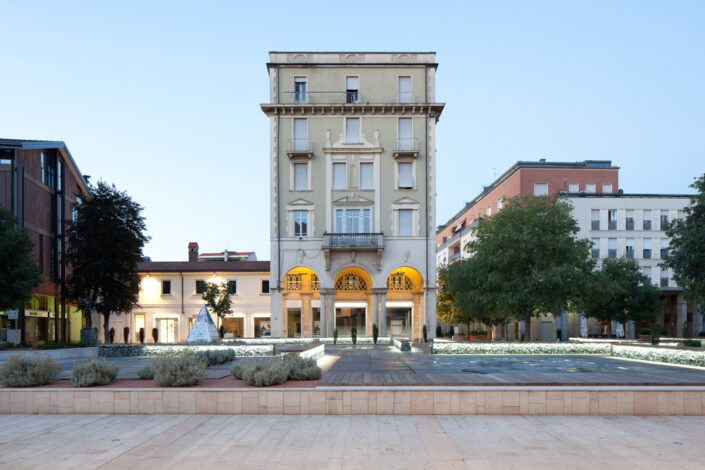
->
1, 414, 704, 469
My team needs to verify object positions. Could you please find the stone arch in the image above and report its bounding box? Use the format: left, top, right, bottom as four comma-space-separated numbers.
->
282, 266, 321, 293
384, 265, 424, 291
332, 265, 373, 292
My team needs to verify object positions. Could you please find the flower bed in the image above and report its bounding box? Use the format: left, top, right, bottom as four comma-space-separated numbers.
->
432, 342, 612, 355
224, 337, 392, 345
98, 344, 274, 358
612, 345, 705, 367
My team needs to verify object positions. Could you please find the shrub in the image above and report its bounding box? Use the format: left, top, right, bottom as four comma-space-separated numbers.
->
422, 324, 428, 343
230, 359, 252, 379
109, 327, 115, 344
137, 365, 154, 380
640, 329, 651, 336
238, 359, 290, 387
372, 324, 378, 345
333, 328, 338, 344
436, 325, 443, 338
153, 356, 206, 387
449, 326, 455, 338
219, 325, 225, 338
197, 349, 235, 366
351, 327, 357, 345
650, 328, 660, 345
683, 323, 693, 339
139, 328, 145, 344
0, 353, 62, 387
699, 332, 705, 338
123, 327, 130, 343
684, 339, 702, 348
152, 327, 159, 344
71, 360, 118, 387
286, 356, 322, 381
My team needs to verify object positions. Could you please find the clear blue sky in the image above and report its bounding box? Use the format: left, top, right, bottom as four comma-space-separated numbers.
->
2, 0, 703, 261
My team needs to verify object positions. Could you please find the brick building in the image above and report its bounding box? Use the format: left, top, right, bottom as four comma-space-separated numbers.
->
0, 139, 90, 344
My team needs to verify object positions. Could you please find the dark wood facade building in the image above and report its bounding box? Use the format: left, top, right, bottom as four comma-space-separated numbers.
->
0, 139, 89, 344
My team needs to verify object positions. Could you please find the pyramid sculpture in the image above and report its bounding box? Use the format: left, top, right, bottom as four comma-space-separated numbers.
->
186, 303, 221, 343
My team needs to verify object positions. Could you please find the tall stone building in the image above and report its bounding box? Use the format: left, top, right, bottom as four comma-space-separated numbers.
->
261, 52, 444, 341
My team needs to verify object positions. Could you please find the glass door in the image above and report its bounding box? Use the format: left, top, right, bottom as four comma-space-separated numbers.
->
158, 319, 175, 343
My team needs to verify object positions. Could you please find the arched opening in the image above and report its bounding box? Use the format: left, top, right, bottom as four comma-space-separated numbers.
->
386, 267, 424, 340
333, 267, 372, 337
281, 267, 321, 338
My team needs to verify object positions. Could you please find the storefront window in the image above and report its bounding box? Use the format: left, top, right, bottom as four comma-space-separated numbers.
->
387, 308, 411, 338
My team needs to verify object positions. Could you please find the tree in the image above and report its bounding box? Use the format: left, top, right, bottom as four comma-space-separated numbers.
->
664, 174, 705, 306
577, 257, 662, 336
202, 281, 232, 329
0, 207, 42, 312
66, 182, 149, 344
465, 195, 593, 341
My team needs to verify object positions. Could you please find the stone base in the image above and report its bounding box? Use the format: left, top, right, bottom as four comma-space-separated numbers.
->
2, 387, 705, 416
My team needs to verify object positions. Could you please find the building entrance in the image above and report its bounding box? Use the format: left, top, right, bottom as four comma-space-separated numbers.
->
335, 307, 365, 337
287, 308, 302, 337
158, 319, 176, 343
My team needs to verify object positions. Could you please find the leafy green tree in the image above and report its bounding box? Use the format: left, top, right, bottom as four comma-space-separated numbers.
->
578, 257, 662, 336
664, 174, 705, 306
465, 195, 593, 341
202, 281, 232, 329
0, 207, 42, 312
66, 182, 149, 344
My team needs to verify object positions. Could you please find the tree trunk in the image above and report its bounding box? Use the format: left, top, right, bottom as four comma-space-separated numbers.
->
524, 314, 532, 342
608, 317, 613, 338
103, 312, 111, 344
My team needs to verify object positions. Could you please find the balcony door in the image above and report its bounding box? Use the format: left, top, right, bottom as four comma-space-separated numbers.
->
293, 119, 307, 151
398, 118, 412, 150
335, 208, 371, 233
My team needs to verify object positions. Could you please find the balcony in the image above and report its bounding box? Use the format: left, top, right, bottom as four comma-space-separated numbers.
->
393, 138, 420, 158
322, 232, 384, 271
449, 251, 462, 263
285, 92, 367, 105
287, 139, 313, 158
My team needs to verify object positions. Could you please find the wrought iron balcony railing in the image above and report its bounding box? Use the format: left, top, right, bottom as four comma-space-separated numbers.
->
287, 139, 313, 157
393, 138, 420, 157
322, 233, 384, 249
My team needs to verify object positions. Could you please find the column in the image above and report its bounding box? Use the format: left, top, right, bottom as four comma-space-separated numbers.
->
379, 291, 387, 337
372, 292, 379, 329
270, 288, 282, 338
320, 293, 328, 339
328, 292, 335, 337
301, 293, 312, 338
677, 294, 687, 337
694, 303, 704, 337
426, 287, 437, 340
627, 321, 635, 340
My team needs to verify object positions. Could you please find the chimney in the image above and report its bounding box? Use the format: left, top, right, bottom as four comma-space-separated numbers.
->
223, 249, 229, 262
188, 242, 199, 262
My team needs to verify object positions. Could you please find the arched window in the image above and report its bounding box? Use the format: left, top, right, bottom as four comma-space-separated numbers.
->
387, 272, 413, 291
285, 273, 302, 291
335, 273, 368, 291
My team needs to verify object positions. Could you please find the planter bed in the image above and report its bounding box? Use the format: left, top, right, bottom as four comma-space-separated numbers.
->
432, 342, 612, 355
612, 345, 705, 368
225, 337, 392, 345
98, 344, 274, 358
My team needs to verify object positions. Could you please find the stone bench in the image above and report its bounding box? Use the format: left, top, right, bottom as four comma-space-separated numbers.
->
393, 337, 411, 351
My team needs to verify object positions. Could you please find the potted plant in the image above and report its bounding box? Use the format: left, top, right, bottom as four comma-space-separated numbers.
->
152, 327, 159, 344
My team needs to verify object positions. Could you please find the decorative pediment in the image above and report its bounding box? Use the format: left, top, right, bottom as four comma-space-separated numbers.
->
333, 194, 374, 206
322, 128, 383, 154
392, 196, 419, 205
287, 198, 314, 207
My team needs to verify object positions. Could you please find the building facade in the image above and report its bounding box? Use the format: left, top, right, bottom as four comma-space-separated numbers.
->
0, 139, 90, 345
437, 160, 619, 266
100, 243, 271, 343
261, 52, 444, 341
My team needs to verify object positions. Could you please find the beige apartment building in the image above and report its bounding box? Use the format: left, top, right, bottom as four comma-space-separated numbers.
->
261, 52, 444, 341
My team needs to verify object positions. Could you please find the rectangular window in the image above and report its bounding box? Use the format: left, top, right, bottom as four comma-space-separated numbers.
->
626, 239, 634, 259
626, 210, 634, 230
660, 269, 669, 287
363, 208, 371, 233
591, 210, 600, 230
568, 183, 579, 193
533, 183, 548, 196
294, 77, 307, 103
602, 183, 613, 193
293, 162, 308, 190
660, 211, 669, 230
586, 183, 596, 193
497, 198, 503, 210
162, 280, 171, 295
345, 118, 360, 143
332, 162, 346, 189
643, 268, 652, 286
398, 209, 412, 236
293, 118, 307, 151
346, 76, 359, 103
41, 151, 46, 184
398, 162, 413, 189
227, 280, 237, 294
643, 238, 652, 259
660, 239, 668, 259
346, 209, 360, 233
196, 280, 206, 294
591, 238, 600, 258
261, 280, 270, 294
397, 118, 413, 150
608, 238, 617, 258
359, 162, 373, 190
294, 210, 308, 237
643, 210, 652, 230
608, 210, 617, 230
398, 76, 411, 103
335, 209, 344, 232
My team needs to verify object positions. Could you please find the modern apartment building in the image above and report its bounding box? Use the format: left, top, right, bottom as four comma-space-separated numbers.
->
101, 243, 271, 343
436, 160, 619, 266
0, 139, 90, 345
568, 194, 700, 337
261, 52, 444, 341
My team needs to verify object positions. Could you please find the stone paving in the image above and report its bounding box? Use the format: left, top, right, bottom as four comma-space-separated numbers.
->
1, 414, 704, 469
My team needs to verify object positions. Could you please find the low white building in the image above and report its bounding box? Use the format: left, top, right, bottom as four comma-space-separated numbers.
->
95, 243, 271, 343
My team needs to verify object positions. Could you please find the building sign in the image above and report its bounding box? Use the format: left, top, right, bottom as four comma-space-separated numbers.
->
8, 310, 18, 320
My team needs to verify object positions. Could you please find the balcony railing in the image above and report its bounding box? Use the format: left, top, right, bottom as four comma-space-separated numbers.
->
285, 92, 367, 105
287, 139, 313, 157
450, 251, 461, 263
322, 233, 384, 249
393, 138, 420, 157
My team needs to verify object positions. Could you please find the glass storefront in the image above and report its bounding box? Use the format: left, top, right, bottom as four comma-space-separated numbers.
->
387, 308, 411, 338
287, 308, 301, 337
255, 317, 271, 337
335, 307, 365, 337
223, 317, 244, 338
312, 307, 321, 337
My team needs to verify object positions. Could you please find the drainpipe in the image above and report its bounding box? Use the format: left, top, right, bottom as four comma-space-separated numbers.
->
276, 65, 281, 291
424, 66, 430, 331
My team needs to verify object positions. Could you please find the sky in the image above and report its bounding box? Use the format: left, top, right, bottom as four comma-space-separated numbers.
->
1, 0, 703, 261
